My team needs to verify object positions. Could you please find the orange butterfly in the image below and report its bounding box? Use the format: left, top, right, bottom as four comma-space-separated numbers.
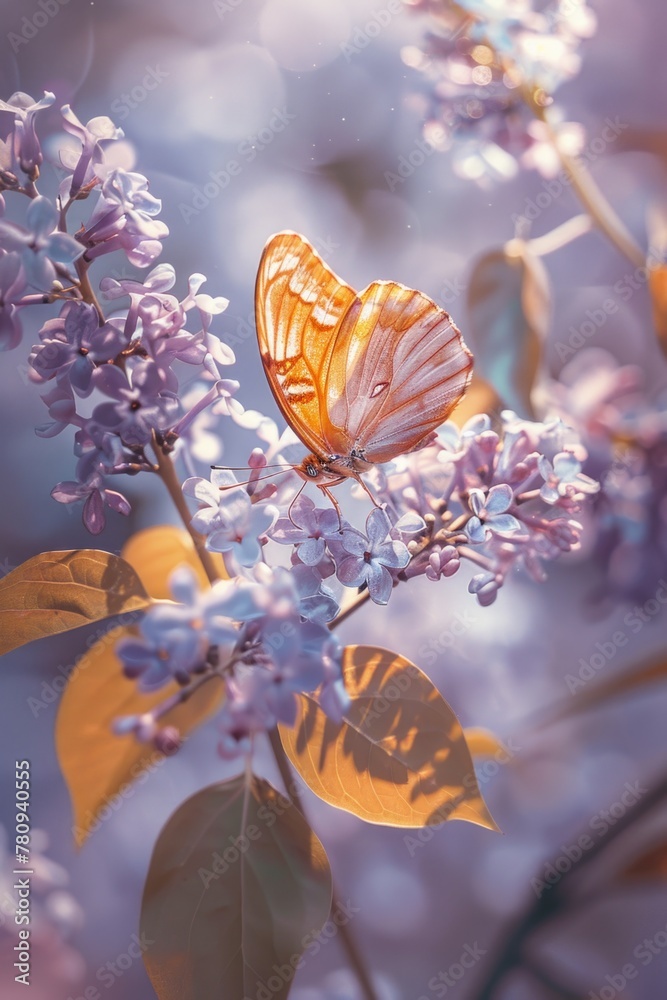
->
254, 231, 473, 507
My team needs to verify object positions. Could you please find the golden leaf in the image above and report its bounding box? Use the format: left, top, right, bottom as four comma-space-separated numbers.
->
0, 550, 150, 657
463, 726, 505, 759
55, 623, 224, 846
121, 524, 227, 600
280, 645, 499, 831
649, 264, 667, 355
141, 775, 332, 1000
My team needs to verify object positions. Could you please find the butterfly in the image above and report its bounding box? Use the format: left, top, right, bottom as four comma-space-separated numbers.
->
254, 231, 473, 509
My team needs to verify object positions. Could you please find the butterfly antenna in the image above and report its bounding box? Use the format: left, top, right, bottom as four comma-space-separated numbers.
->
215, 468, 296, 492
211, 463, 299, 471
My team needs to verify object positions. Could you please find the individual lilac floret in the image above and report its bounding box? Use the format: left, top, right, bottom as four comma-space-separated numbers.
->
29, 301, 126, 395
335, 507, 410, 605
270, 494, 343, 566
51, 470, 130, 535
468, 571, 503, 608
466, 484, 522, 543
116, 568, 214, 690
92, 359, 179, 446
79, 168, 168, 267
59, 105, 124, 199
538, 451, 600, 504
0, 195, 83, 290
184, 473, 278, 567
0, 91, 55, 175
425, 544, 461, 581
290, 562, 340, 624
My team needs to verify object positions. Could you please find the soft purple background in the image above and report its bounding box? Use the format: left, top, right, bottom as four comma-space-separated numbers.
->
1, 1, 667, 998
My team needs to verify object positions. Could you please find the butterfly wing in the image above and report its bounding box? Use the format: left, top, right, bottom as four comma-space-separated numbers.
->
255, 231, 359, 457
324, 281, 473, 464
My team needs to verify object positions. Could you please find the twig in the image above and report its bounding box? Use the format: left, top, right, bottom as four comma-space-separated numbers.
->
472, 771, 667, 999
268, 729, 379, 1000
152, 434, 222, 586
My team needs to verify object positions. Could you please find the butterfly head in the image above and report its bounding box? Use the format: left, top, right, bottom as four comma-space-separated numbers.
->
297, 454, 342, 484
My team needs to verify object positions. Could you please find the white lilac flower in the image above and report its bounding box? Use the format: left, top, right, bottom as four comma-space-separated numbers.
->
466, 483, 522, 542
184, 473, 278, 568
270, 494, 343, 566
335, 507, 410, 605
538, 450, 600, 504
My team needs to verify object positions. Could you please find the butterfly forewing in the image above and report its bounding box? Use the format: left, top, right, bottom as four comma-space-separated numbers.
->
255, 231, 358, 458
324, 280, 473, 464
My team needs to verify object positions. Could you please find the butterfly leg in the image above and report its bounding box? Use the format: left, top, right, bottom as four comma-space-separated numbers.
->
351, 472, 382, 509
317, 480, 347, 531
286, 480, 307, 527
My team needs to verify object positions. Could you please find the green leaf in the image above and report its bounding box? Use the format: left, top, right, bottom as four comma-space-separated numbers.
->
141, 775, 332, 1000
0, 549, 150, 657
466, 241, 550, 418
280, 645, 499, 832
56, 623, 225, 847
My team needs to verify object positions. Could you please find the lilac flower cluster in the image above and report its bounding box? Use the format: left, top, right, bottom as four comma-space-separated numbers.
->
114, 566, 349, 759
0, 91, 236, 533
539, 348, 667, 603
186, 411, 599, 613
402, 0, 595, 181
1, 87, 602, 764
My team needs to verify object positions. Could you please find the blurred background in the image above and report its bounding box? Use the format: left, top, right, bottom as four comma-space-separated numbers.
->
1, 0, 667, 997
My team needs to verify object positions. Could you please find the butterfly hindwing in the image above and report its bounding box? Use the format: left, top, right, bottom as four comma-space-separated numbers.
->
324, 281, 473, 463
255, 232, 358, 457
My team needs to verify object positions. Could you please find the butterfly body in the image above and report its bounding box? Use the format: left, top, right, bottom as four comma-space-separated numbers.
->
255, 231, 473, 503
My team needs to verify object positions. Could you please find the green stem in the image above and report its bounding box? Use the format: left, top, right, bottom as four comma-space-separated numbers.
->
268, 729, 379, 1000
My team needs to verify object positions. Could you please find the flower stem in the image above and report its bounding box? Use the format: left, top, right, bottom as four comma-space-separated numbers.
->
524, 214, 592, 257
330, 589, 372, 630
541, 116, 645, 268
75, 259, 105, 322
268, 729, 379, 1000
152, 433, 222, 586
